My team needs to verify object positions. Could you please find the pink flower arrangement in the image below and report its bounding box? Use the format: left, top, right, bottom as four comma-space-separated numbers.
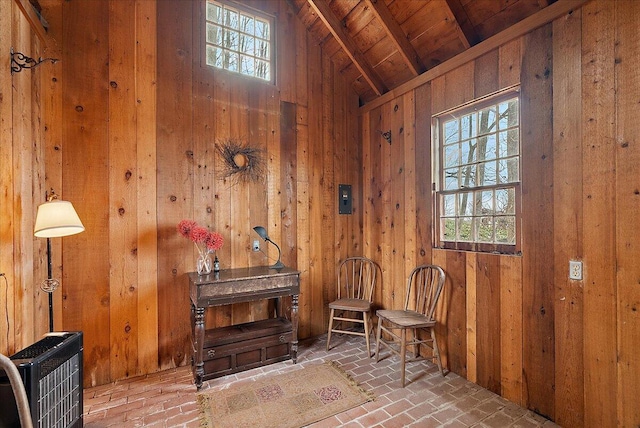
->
177, 219, 224, 253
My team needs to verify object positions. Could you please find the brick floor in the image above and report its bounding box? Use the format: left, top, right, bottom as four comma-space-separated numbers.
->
83, 334, 559, 427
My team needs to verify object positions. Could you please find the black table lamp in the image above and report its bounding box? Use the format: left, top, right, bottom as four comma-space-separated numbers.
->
253, 226, 284, 269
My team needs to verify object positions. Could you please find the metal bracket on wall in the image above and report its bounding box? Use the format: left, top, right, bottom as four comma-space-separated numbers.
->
10, 47, 58, 74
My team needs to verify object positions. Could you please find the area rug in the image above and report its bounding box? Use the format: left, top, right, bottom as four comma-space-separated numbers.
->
197, 361, 374, 428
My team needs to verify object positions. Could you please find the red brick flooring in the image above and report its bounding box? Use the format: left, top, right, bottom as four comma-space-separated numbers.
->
83, 335, 558, 427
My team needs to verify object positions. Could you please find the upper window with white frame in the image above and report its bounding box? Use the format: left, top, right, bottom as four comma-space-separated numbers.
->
434, 90, 521, 254
205, 0, 274, 82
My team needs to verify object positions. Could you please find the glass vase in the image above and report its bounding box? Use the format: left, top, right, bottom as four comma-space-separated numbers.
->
196, 252, 212, 275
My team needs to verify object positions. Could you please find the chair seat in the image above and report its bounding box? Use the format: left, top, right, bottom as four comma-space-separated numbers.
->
329, 298, 371, 312
377, 309, 436, 328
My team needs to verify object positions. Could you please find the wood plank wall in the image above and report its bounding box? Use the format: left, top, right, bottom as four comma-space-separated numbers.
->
0, 0, 49, 354
3, 0, 640, 426
362, 1, 640, 426
25, 0, 360, 387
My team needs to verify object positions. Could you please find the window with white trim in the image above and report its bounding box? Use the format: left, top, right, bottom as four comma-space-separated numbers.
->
205, 0, 274, 82
434, 90, 521, 254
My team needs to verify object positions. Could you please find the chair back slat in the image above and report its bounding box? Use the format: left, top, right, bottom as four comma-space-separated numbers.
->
338, 257, 377, 302
404, 265, 445, 320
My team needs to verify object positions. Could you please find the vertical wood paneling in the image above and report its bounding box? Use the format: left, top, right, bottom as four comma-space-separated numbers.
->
13, 4, 36, 350
614, 1, 640, 425
581, 1, 617, 426
156, 0, 193, 370
552, 8, 584, 426
474, 48, 499, 98
135, 0, 159, 376
520, 24, 555, 418
414, 83, 432, 265
465, 252, 477, 383
0, 0, 14, 354
499, 255, 522, 405
475, 253, 501, 394
109, 0, 139, 381
62, 0, 111, 386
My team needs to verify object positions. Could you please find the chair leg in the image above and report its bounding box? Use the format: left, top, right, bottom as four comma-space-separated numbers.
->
375, 317, 383, 362
400, 328, 407, 387
326, 308, 335, 351
431, 328, 445, 376
363, 311, 371, 357
412, 328, 420, 358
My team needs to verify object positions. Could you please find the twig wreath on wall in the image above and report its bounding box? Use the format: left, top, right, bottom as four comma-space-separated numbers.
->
215, 139, 266, 184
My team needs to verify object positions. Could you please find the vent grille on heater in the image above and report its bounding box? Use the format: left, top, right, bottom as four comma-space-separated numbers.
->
7, 332, 83, 428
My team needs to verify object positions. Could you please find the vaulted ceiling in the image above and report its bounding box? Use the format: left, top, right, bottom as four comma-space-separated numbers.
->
287, 0, 557, 105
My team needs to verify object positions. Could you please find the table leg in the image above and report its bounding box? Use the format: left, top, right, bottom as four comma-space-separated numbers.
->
194, 305, 205, 390
292, 294, 299, 363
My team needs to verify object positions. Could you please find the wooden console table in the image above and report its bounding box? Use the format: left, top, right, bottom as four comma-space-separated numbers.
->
189, 266, 300, 389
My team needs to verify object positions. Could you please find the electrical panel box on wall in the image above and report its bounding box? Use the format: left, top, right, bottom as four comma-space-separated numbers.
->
339, 184, 352, 214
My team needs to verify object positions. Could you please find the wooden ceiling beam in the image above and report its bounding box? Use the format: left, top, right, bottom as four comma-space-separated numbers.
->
306, 0, 387, 96
361, 0, 591, 112
444, 0, 481, 49
364, 0, 425, 76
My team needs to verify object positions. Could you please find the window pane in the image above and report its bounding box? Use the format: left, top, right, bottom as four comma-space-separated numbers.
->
444, 120, 459, 144
496, 216, 516, 244
223, 29, 238, 50
495, 188, 515, 215
443, 194, 455, 216
499, 129, 519, 157
205, 45, 223, 68
476, 217, 494, 243
458, 217, 473, 241
460, 139, 476, 165
475, 190, 493, 215
256, 40, 269, 59
478, 161, 497, 186
498, 158, 519, 183
499, 99, 519, 128
444, 168, 459, 190
442, 218, 456, 241
240, 55, 254, 75
225, 8, 238, 29
225, 51, 238, 71
255, 18, 270, 39
240, 14, 254, 34
458, 192, 473, 216
478, 107, 497, 136
461, 114, 476, 139
460, 165, 475, 188
444, 143, 459, 168
479, 134, 496, 160
239, 35, 254, 54
206, 23, 222, 45
206, 3, 222, 23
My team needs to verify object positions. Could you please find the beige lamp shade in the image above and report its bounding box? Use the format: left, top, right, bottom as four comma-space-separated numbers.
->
34, 200, 85, 238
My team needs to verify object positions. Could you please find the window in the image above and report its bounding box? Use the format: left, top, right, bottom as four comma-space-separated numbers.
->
205, 1, 273, 82
434, 90, 521, 254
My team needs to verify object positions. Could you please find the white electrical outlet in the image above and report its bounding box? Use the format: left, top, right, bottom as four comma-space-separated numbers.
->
253, 240, 260, 252
569, 260, 583, 280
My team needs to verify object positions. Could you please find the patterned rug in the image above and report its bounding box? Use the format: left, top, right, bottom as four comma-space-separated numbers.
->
197, 361, 374, 428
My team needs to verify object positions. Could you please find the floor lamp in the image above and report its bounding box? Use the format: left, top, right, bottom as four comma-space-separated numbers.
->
34, 190, 85, 332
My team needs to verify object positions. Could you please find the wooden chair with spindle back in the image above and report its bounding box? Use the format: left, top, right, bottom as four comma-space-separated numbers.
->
326, 256, 377, 356
375, 264, 447, 387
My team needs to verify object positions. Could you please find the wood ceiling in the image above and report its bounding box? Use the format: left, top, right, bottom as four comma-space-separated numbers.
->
287, 0, 557, 105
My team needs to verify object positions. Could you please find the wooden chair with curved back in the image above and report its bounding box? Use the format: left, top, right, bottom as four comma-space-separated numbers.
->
375, 264, 446, 386
326, 256, 377, 357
